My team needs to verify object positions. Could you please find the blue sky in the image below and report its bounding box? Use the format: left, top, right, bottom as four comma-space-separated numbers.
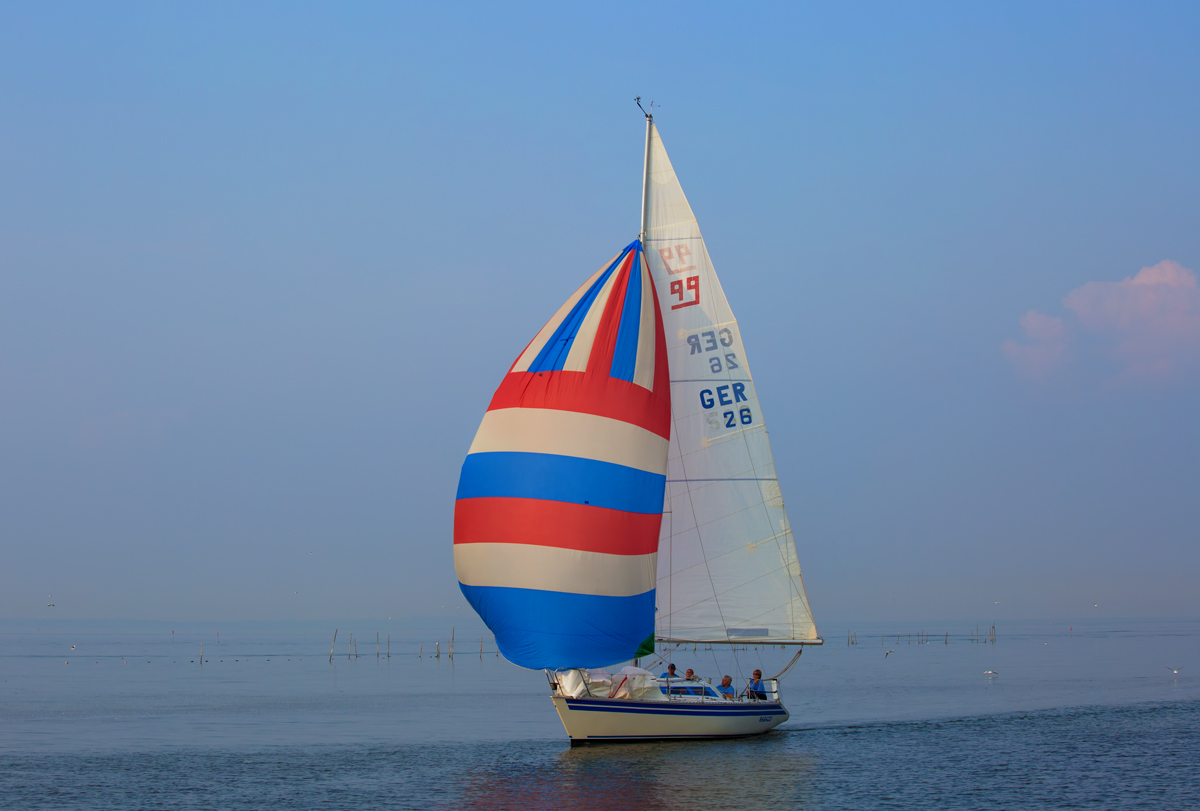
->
2, 2, 1198, 624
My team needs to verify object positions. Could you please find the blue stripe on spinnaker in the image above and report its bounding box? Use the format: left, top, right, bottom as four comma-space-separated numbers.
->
528, 244, 635, 373
459, 582, 655, 669
609, 242, 642, 382
456, 451, 665, 515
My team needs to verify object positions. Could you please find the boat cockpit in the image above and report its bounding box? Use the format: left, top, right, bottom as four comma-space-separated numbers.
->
547, 667, 780, 703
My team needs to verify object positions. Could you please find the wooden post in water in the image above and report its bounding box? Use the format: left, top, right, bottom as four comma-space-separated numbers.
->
348, 634, 352, 660
329, 629, 338, 663
200, 642, 203, 667
377, 632, 380, 660
435, 641, 440, 659
419, 641, 423, 658
945, 631, 948, 645
480, 637, 483, 658
387, 634, 390, 659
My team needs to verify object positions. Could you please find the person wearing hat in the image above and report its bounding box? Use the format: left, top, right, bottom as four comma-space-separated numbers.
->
659, 663, 678, 679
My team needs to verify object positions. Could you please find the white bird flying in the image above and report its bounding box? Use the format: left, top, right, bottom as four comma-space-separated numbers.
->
1167, 667, 1182, 675
884, 650, 895, 658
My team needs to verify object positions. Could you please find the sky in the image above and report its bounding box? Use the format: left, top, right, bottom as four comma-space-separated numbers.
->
1, 2, 1198, 625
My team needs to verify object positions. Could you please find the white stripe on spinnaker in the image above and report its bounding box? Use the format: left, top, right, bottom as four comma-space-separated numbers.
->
512, 256, 614, 373
468, 408, 668, 475
633, 255, 656, 391
455, 543, 657, 597
562, 256, 624, 372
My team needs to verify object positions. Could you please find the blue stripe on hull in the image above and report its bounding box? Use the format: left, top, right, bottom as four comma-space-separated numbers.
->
564, 699, 788, 717
459, 583, 654, 670
578, 734, 773, 741
456, 451, 666, 515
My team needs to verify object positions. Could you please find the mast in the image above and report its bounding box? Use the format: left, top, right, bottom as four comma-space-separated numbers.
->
638, 99, 653, 243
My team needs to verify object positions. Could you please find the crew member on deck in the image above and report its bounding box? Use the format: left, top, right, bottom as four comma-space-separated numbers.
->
659, 663, 678, 679
684, 668, 697, 680
717, 675, 735, 699
747, 669, 767, 700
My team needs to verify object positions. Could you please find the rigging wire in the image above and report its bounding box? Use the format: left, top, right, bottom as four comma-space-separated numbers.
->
769, 647, 804, 682
641, 643, 679, 674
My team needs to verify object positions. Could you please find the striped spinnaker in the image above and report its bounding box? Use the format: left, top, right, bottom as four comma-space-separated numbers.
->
454, 241, 670, 669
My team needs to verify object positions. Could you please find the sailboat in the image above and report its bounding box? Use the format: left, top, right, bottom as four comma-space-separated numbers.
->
453, 107, 822, 743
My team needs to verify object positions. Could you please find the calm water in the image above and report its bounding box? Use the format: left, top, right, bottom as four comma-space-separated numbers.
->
2, 619, 1198, 809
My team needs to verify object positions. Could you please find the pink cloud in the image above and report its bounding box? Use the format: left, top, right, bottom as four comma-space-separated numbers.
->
1064, 260, 1200, 381
1003, 311, 1069, 376
1006, 260, 1200, 384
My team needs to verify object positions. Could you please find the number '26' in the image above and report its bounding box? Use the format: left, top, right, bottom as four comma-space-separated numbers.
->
723, 408, 753, 428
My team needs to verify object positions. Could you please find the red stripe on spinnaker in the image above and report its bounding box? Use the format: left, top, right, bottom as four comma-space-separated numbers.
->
454, 497, 663, 556
646, 256, 671, 397
487, 370, 671, 439
587, 252, 632, 373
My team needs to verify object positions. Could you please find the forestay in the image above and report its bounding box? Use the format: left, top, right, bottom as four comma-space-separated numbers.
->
643, 123, 820, 645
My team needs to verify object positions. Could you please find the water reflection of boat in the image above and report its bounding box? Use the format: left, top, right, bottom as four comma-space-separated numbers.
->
458, 737, 821, 810
453, 104, 821, 743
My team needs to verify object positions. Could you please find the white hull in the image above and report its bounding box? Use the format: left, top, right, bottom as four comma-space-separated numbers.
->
551, 695, 789, 743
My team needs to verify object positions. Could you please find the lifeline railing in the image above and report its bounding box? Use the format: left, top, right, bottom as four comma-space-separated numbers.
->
548, 668, 783, 703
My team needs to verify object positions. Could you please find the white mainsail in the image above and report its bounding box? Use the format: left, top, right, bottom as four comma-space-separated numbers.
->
643, 122, 820, 645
